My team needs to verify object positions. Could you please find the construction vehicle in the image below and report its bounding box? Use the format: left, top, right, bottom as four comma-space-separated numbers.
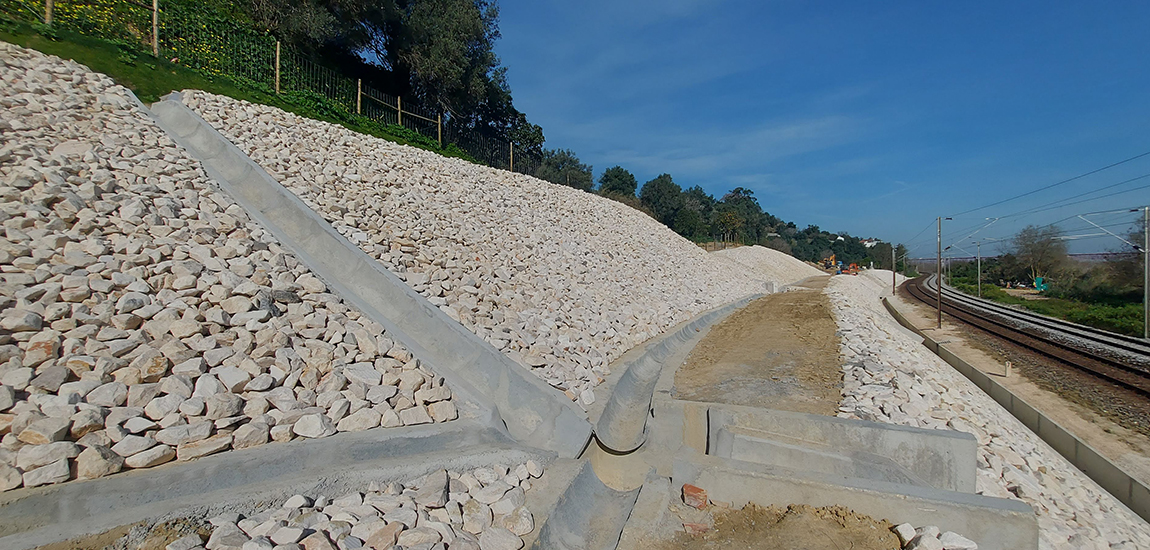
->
822, 254, 836, 270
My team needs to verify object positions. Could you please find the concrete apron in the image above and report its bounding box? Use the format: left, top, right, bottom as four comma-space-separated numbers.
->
2, 89, 1038, 549
0, 421, 555, 550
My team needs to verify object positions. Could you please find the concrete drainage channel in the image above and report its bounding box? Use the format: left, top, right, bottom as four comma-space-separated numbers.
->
0, 93, 1039, 550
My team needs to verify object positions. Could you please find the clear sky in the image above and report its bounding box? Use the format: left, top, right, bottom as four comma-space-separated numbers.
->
495, 1, 1150, 258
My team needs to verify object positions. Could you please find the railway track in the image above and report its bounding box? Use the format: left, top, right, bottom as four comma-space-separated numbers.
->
903, 275, 1150, 397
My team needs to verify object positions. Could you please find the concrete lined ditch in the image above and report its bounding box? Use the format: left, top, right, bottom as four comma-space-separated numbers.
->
0, 70, 1040, 549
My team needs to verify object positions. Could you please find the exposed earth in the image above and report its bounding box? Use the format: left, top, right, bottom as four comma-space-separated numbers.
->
672, 276, 841, 416
648, 503, 899, 550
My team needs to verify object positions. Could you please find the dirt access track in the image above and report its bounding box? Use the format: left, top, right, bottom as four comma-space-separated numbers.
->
673, 276, 842, 416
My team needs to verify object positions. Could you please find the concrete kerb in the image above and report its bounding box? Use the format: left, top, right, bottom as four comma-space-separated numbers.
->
706, 404, 978, 493
669, 450, 1038, 550
0, 422, 548, 550
593, 296, 758, 453
882, 297, 1150, 523
147, 93, 592, 459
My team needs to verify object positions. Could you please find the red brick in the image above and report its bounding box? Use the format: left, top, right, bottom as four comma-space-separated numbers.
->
682, 483, 708, 509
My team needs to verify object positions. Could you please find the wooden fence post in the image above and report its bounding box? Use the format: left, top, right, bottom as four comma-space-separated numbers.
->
509, 141, 514, 172
151, 0, 159, 57
356, 79, 362, 115
437, 114, 442, 148
44, 0, 53, 25
274, 41, 280, 94
397, 96, 402, 126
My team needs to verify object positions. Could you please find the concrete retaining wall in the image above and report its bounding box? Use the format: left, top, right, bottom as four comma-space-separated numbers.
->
148, 94, 592, 458
882, 297, 1150, 523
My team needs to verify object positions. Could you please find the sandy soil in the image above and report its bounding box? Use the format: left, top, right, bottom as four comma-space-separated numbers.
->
892, 288, 1150, 489
650, 504, 899, 550
33, 519, 209, 550
672, 276, 841, 416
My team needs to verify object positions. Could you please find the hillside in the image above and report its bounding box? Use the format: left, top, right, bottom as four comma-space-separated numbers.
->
714, 245, 826, 288
184, 91, 769, 403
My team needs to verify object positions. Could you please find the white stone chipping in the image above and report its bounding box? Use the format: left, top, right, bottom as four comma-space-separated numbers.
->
712, 245, 825, 288
181, 90, 765, 403
0, 42, 454, 493
195, 461, 543, 550
828, 270, 1150, 549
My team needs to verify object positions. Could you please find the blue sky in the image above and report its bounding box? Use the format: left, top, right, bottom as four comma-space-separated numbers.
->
495, 1, 1150, 257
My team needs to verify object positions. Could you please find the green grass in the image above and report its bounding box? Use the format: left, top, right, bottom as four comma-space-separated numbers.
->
950, 280, 1144, 337
0, 19, 476, 162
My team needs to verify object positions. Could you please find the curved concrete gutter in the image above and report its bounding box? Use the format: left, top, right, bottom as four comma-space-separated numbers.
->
594, 297, 756, 453
530, 461, 641, 550
148, 94, 592, 459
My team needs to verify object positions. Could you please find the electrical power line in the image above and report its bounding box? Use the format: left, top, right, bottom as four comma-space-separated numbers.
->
979, 173, 1150, 221
948, 150, 1150, 217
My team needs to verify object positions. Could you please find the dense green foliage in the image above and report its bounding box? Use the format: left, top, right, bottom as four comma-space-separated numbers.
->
598, 166, 638, 196
0, 20, 475, 162
236, 0, 541, 148
951, 277, 1143, 337
947, 231, 1144, 337
639, 174, 682, 227
536, 148, 593, 191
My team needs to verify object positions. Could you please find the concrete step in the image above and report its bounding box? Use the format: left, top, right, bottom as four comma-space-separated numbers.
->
716, 425, 931, 488
706, 403, 977, 493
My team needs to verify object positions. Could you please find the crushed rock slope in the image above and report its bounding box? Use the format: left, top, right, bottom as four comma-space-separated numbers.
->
184, 91, 765, 404
713, 245, 825, 287
829, 271, 1150, 549
0, 42, 454, 493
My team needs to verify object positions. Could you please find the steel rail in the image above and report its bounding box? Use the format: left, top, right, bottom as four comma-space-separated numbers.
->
903, 276, 1150, 397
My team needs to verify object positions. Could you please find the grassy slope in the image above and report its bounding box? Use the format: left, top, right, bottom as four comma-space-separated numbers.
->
0, 21, 475, 161
950, 280, 1143, 337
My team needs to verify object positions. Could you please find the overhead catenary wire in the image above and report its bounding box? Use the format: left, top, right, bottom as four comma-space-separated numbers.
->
948, 150, 1150, 217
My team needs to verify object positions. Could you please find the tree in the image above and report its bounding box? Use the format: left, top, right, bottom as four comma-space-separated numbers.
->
536, 149, 593, 191
639, 174, 682, 226
509, 113, 544, 157
1107, 226, 1145, 293
680, 185, 716, 222
715, 211, 743, 242
244, 0, 527, 142
598, 166, 638, 196
895, 244, 909, 274
673, 209, 707, 241
1012, 225, 1068, 282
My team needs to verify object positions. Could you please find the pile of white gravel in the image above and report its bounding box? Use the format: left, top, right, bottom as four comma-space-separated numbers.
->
828, 270, 1150, 549
174, 461, 544, 550
0, 42, 455, 493
712, 245, 825, 287
183, 91, 766, 405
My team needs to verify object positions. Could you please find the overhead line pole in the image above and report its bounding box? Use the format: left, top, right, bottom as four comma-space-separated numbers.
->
892, 246, 897, 295
976, 241, 982, 298
937, 217, 943, 329
1144, 206, 1148, 339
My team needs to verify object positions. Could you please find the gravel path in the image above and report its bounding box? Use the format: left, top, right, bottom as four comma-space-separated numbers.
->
182, 91, 763, 405
0, 42, 454, 493
829, 270, 1150, 549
